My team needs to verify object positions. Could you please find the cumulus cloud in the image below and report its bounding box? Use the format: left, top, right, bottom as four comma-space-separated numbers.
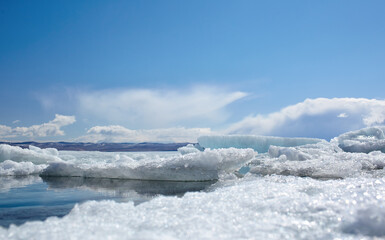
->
77, 86, 247, 128
76, 125, 212, 143
0, 114, 76, 139
226, 98, 385, 139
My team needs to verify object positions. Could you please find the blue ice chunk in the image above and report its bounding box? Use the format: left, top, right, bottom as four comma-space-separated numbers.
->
198, 135, 323, 153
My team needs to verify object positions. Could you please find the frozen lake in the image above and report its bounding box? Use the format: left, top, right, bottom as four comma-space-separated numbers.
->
1, 127, 385, 239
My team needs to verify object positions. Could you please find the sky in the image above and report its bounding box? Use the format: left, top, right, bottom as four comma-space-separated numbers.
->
0, 0, 385, 142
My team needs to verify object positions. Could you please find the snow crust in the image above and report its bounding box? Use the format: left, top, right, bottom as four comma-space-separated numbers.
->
198, 135, 322, 153
1, 175, 385, 239
333, 126, 385, 153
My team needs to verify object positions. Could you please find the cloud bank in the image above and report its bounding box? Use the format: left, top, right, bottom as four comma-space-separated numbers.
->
77, 86, 247, 128
227, 98, 385, 139
0, 114, 76, 139
77, 125, 212, 143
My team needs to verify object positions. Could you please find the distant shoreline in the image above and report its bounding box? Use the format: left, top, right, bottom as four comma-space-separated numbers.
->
0, 141, 190, 152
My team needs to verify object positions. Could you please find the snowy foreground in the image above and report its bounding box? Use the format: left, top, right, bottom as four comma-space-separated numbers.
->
1, 127, 385, 239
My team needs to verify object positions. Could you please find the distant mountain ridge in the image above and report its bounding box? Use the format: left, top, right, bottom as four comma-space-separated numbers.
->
0, 141, 190, 152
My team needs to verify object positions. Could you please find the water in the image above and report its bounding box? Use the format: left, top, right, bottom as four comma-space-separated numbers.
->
0, 175, 214, 228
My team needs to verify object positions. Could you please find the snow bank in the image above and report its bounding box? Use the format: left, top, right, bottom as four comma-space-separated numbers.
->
333, 126, 385, 153
198, 135, 322, 153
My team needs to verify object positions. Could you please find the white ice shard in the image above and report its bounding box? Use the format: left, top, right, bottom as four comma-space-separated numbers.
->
333, 126, 385, 153
198, 135, 322, 153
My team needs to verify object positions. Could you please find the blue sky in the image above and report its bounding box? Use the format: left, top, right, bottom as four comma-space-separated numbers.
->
1, 0, 385, 142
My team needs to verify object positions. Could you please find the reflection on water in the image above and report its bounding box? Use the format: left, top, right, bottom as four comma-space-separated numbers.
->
0, 175, 42, 193
42, 176, 216, 196
0, 176, 215, 228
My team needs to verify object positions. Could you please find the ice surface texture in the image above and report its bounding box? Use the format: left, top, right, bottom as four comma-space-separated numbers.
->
333, 126, 385, 153
0, 145, 56, 176
1, 175, 385, 239
249, 141, 385, 179
0, 160, 47, 176
41, 148, 255, 181
198, 135, 322, 153
0, 144, 60, 164
0, 144, 255, 181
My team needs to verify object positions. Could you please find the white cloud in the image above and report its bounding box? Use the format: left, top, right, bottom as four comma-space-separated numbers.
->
0, 114, 76, 139
76, 125, 213, 143
337, 113, 348, 118
77, 86, 247, 128
12, 120, 21, 124
226, 98, 385, 139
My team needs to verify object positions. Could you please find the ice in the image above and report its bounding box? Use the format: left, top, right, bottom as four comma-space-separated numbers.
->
249, 142, 385, 179
41, 148, 255, 181
1, 175, 385, 239
0, 144, 60, 164
0, 160, 47, 176
3, 127, 385, 238
268, 145, 312, 161
177, 144, 201, 155
198, 135, 323, 153
0, 144, 58, 176
0, 145, 255, 181
333, 126, 385, 153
